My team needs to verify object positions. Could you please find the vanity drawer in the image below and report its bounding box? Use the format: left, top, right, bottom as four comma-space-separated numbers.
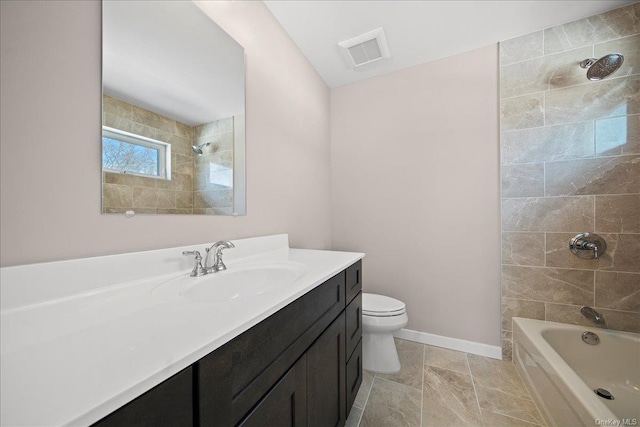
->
345, 260, 362, 304
345, 339, 363, 417
345, 291, 362, 359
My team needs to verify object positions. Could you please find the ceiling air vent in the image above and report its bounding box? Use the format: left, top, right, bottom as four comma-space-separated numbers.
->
339, 27, 390, 67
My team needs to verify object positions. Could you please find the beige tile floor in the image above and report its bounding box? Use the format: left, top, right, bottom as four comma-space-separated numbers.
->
346, 339, 546, 427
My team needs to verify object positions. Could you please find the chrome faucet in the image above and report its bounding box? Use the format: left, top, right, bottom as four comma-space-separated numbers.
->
580, 306, 608, 328
182, 250, 207, 277
204, 240, 235, 273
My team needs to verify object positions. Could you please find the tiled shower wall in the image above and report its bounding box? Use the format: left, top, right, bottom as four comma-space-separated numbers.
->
193, 118, 235, 214
499, 3, 640, 360
102, 95, 235, 214
102, 95, 195, 214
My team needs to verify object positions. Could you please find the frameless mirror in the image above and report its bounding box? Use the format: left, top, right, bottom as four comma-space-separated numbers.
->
102, 1, 245, 215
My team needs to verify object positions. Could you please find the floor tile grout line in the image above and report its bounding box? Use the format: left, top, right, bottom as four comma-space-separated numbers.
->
373, 374, 423, 393
420, 344, 425, 427
486, 408, 546, 426
466, 352, 484, 426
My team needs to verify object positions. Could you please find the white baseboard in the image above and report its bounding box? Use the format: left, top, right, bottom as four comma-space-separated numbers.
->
394, 328, 502, 360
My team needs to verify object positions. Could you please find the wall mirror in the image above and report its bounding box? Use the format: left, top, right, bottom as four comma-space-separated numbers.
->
102, 1, 246, 216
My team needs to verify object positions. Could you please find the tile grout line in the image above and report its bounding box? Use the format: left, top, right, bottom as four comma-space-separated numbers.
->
466, 352, 484, 426
420, 344, 425, 427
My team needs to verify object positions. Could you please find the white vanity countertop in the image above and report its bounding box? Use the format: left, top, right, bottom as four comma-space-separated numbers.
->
0, 235, 364, 426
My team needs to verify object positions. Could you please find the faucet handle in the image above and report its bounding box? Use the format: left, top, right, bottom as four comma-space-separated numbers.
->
183, 250, 207, 277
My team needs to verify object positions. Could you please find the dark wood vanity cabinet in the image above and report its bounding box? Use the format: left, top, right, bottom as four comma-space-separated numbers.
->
93, 260, 363, 427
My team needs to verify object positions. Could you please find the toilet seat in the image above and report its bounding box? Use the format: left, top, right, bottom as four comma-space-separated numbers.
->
363, 293, 406, 317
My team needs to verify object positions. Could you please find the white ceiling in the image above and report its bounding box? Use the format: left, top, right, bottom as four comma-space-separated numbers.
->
264, 0, 635, 88
103, 1, 244, 126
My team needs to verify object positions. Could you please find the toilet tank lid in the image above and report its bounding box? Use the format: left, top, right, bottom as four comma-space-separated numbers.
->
362, 293, 406, 313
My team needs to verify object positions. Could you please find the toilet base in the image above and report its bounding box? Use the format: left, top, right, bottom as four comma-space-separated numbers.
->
362, 331, 401, 374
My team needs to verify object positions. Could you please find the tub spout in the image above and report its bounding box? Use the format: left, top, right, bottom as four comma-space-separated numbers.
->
580, 306, 608, 329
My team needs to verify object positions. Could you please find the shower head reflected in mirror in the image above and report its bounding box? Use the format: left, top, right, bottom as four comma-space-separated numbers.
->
192, 143, 210, 156
580, 54, 624, 81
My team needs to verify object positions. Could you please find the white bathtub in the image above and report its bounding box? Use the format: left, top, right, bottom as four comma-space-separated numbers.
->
513, 317, 640, 427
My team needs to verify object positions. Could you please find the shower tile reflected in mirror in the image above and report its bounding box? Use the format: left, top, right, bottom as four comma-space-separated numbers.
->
500, 2, 640, 359
102, 1, 245, 215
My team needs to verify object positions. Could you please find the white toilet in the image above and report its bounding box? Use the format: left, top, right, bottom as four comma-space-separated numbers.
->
361, 293, 408, 374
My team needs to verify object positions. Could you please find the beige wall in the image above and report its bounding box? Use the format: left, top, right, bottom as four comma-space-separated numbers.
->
500, 3, 640, 360
0, 0, 331, 266
330, 45, 502, 347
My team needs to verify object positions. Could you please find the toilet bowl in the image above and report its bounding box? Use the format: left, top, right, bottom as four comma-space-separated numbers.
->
362, 293, 408, 374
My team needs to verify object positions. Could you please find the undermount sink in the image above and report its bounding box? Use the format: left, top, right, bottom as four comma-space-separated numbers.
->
152, 262, 308, 303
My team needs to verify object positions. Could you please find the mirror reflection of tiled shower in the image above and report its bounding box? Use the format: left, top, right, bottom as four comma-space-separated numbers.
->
499, 2, 640, 360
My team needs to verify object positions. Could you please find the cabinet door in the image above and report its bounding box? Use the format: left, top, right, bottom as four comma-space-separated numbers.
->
238, 355, 307, 427
92, 366, 193, 427
345, 292, 362, 360
345, 339, 363, 417
307, 312, 346, 427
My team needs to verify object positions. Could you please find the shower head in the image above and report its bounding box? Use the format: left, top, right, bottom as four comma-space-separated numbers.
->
580, 54, 624, 81
191, 143, 210, 156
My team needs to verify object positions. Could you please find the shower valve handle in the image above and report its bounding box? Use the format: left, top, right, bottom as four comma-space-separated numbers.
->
569, 233, 606, 260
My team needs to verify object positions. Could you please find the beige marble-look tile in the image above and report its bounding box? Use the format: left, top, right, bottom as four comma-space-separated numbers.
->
103, 171, 157, 189
501, 196, 594, 232
104, 114, 156, 140
475, 384, 544, 425
131, 105, 175, 134
544, 155, 640, 196
500, 93, 544, 132
102, 183, 133, 208
608, 234, 640, 273
500, 46, 592, 98
422, 366, 481, 427
103, 207, 156, 214
346, 406, 363, 427
501, 330, 513, 362
377, 339, 424, 390
353, 371, 375, 410
176, 191, 193, 209
174, 121, 192, 140
599, 308, 640, 333
173, 153, 194, 176
502, 163, 545, 197
194, 189, 233, 209
102, 95, 132, 119
596, 271, 640, 311
481, 409, 544, 427
596, 114, 640, 157
545, 76, 640, 126
595, 34, 640, 79
502, 298, 545, 331
360, 378, 421, 427
545, 232, 616, 270
543, 3, 640, 54
596, 194, 640, 233
502, 232, 545, 266
502, 265, 594, 305
156, 189, 176, 209
156, 173, 193, 192
545, 303, 599, 327
156, 130, 192, 156
156, 208, 192, 215
500, 31, 543, 66
467, 354, 530, 399
501, 121, 594, 165
192, 208, 207, 215
132, 187, 159, 208
424, 346, 470, 375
